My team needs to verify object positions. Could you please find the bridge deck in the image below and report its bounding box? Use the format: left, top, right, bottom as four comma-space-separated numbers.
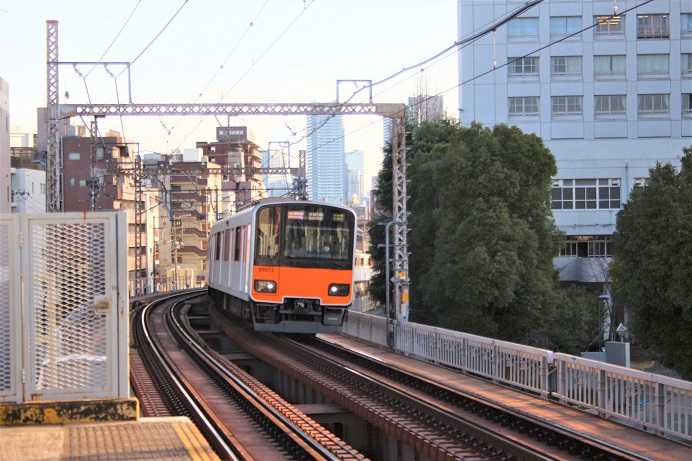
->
319, 333, 692, 461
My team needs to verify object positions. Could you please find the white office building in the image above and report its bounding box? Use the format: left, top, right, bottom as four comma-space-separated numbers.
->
458, 0, 692, 283
11, 167, 46, 213
306, 115, 346, 204
0, 77, 10, 213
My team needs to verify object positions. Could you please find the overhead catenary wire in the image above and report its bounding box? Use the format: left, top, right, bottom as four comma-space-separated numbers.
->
169, 0, 272, 141
306, 0, 657, 154
118, 0, 190, 76
86, 0, 143, 77
287, 0, 545, 149
175, 0, 319, 150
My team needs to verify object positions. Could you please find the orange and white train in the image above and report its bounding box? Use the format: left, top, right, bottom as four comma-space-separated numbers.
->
207, 198, 356, 333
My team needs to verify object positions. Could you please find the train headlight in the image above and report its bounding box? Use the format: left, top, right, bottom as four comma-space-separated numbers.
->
254, 280, 277, 293
328, 283, 350, 297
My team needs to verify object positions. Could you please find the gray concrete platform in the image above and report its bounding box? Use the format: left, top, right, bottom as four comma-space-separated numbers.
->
0, 416, 220, 461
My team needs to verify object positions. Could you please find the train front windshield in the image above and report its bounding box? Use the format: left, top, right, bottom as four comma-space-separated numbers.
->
255, 205, 354, 269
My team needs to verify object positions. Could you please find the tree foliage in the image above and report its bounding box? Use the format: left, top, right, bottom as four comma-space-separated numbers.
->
611, 149, 692, 377
369, 121, 600, 352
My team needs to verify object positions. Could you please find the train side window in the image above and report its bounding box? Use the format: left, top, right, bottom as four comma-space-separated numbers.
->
223, 229, 231, 261
214, 232, 221, 260
255, 206, 281, 265
234, 227, 242, 261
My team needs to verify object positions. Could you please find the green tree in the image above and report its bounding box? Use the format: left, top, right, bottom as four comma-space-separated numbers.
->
611, 149, 692, 377
370, 120, 600, 352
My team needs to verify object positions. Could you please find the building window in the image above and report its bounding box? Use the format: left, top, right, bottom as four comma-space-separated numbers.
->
637, 14, 669, 39
683, 54, 692, 78
95, 147, 104, 160
595, 95, 626, 117
508, 17, 539, 40
68, 152, 80, 161
551, 179, 574, 209
552, 178, 621, 210
637, 54, 669, 78
597, 178, 621, 209
684, 94, 692, 117
550, 16, 581, 37
682, 13, 692, 35
551, 56, 582, 77
79, 179, 86, 187
551, 96, 583, 117
508, 56, 539, 76
40, 183, 45, 194
638, 94, 670, 116
560, 238, 613, 258
508, 96, 539, 116
594, 15, 624, 35
594, 55, 626, 79
69, 178, 76, 186
633, 177, 649, 188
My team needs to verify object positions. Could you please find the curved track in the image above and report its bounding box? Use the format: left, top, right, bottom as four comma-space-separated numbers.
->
132, 292, 363, 461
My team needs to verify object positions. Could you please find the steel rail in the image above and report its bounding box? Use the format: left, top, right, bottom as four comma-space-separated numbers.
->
165, 298, 346, 461
135, 290, 243, 460
282, 336, 552, 461
307, 336, 657, 461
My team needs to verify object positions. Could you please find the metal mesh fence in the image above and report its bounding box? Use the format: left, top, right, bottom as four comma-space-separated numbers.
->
0, 218, 13, 397
29, 221, 110, 394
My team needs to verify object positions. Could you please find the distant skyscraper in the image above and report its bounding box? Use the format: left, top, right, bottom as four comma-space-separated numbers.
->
261, 149, 289, 197
383, 117, 393, 148
407, 94, 444, 125
344, 150, 365, 205
306, 115, 345, 204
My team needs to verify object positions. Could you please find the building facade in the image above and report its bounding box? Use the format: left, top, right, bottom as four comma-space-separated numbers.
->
345, 149, 365, 205
306, 115, 346, 204
407, 94, 445, 125
0, 77, 10, 213
166, 160, 223, 290
197, 126, 265, 215
10, 167, 45, 213
458, 0, 692, 283
61, 135, 159, 295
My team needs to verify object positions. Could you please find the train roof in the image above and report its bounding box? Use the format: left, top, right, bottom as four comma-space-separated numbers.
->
210, 198, 356, 234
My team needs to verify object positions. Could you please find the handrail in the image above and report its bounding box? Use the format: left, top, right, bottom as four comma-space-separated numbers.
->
341, 310, 692, 443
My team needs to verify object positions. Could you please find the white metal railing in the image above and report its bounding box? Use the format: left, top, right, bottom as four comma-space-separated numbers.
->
341, 312, 692, 443
394, 321, 552, 396
343, 311, 388, 347
554, 353, 692, 441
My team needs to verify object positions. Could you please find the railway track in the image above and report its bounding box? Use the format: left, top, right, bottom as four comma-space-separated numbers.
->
289, 336, 657, 461
212, 305, 551, 461
132, 292, 364, 460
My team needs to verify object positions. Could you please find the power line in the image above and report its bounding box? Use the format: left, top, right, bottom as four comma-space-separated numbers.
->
119, 0, 190, 76
168, 0, 272, 144
308, 0, 656, 154
175, 0, 319, 150
288, 0, 543, 149
86, 0, 142, 76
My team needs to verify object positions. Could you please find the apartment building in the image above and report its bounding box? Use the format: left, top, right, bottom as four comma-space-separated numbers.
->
197, 126, 265, 215
458, 0, 692, 283
62, 135, 158, 295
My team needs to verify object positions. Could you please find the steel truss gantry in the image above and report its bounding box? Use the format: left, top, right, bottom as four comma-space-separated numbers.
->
45, 20, 410, 322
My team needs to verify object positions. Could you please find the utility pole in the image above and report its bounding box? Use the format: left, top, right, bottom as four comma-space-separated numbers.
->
134, 154, 143, 295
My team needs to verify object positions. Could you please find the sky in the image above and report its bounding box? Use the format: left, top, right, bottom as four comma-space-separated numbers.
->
0, 0, 459, 182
